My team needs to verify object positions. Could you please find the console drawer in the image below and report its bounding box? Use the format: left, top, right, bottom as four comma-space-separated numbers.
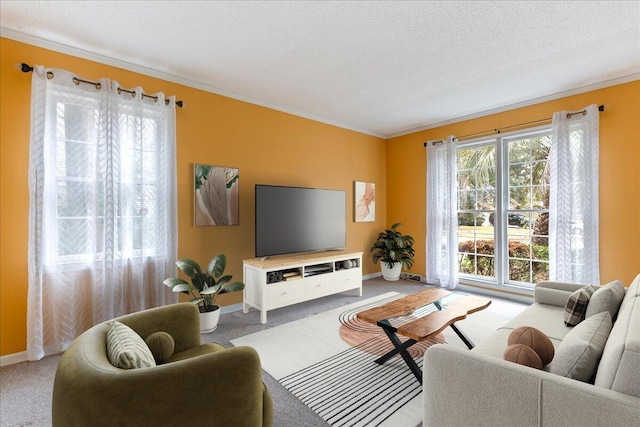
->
266, 281, 303, 308
304, 275, 335, 299
334, 268, 362, 292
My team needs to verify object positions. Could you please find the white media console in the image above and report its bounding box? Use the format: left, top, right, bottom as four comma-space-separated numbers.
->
243, 251, 363, 324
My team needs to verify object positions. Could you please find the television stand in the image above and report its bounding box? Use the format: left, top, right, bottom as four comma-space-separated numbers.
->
242, 251, 363, 324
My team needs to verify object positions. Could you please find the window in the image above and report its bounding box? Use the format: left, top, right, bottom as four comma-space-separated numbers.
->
28, 66, 178, 360
51, 97, 164, 265
456, 128, 551, 288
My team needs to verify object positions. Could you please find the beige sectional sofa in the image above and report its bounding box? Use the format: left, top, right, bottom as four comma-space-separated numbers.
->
423, 274, 640, 426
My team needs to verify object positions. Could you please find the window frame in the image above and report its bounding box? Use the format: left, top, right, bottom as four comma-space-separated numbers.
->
457, 125, 552, 291
47, 93, 165, 267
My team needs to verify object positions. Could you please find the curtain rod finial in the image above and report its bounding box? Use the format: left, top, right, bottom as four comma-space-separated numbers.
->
17, 63, 33, 73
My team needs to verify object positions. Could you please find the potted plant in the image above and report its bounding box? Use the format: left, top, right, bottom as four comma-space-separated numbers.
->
163, 254, 244, 333
371, 223, 415, 281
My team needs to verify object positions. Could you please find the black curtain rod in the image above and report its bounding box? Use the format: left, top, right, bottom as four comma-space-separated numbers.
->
20, 63, 184, 108
423, 104, 605, 147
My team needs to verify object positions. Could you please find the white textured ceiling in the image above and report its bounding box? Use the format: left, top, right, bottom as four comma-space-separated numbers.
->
1, 1, 639, 138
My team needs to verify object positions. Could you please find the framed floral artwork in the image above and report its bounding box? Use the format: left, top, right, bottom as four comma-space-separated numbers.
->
354, 181, 375, 222
194, 164, 239, 226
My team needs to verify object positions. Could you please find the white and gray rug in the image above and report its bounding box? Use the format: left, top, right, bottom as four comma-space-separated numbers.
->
279, 336, 423, 427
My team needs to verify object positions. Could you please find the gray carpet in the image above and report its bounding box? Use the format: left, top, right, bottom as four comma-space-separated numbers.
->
0, 277, 528, 427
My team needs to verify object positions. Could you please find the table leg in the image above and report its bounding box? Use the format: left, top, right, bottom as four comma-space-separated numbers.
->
375, 321, 422, 385
434, 300, 475, 349
450, 323, 475, 349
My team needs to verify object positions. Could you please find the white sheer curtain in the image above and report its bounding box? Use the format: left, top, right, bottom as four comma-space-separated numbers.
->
426, 136, 459, 289
27, 66, 178, 360
549, 104, 600, 284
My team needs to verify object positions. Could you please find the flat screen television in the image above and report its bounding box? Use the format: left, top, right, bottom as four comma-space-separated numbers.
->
255, 185, 346, 257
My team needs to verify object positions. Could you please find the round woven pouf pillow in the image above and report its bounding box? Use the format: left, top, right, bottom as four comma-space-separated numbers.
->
145, 331, 175, 363
503, 344, 543, 369
507, 326, 554, 366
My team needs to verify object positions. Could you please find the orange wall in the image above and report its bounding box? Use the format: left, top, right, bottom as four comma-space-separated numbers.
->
387, 80, 640, 287
3, 36, 638, 358
0, 37, 387, 356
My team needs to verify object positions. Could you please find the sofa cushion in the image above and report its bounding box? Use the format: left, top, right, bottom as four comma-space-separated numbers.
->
585, 280, 625, 320
472, 303, 569, 359
501, 303, 573, 342
549, 311, 612, 382
622, 273, 640, 301
106, 321, 156, 369
594, 293, 640, 397
564, 285, 598, 326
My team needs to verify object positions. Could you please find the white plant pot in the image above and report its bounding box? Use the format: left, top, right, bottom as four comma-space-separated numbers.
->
381, 262, 402, 281
200, 305, 221, 333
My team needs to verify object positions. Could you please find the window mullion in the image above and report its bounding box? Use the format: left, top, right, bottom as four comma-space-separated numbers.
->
495, 136, 507, 285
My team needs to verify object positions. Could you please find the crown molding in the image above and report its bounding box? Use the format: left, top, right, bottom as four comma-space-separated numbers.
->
1, 28, 385, 139
4, 27, 637, 141
386, 73, 640, 139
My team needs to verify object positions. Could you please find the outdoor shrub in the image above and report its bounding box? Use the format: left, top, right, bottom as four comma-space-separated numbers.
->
458, 213, 485, 226
458, 239, 549, 283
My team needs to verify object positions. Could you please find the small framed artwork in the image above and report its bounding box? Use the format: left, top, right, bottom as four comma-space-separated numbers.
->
354, 181, 375, 222
194, 164, 239, 226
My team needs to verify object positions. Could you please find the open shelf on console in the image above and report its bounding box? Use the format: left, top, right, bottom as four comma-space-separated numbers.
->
265, 259, 358, 283
335, 258, 360, 271
303, 263, 333, 277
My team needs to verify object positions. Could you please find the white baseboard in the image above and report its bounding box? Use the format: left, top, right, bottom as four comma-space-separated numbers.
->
0, 351, 28, 367
221, 302, 244, 314
363, 271, 382, 280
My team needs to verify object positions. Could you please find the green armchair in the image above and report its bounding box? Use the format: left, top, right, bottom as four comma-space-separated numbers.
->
52, 303, 273, 426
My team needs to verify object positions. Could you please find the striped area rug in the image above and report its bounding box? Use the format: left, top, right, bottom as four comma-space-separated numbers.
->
280, 336, 424, 427
231, 292, 453, 427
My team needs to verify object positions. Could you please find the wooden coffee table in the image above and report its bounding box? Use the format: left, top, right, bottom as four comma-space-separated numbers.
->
356, 288, 491, 384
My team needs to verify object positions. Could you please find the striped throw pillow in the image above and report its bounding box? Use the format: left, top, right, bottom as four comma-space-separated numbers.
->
564, 285, 598, 327
106, 321, 156, 369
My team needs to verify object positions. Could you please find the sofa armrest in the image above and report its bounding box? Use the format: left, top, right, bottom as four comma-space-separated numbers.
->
423, 344, 640, 427
54, 344, 268, 427
534, 280, 587, 306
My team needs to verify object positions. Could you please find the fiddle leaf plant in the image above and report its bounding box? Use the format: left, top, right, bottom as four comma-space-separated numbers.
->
163, 254, 244, 313
370, 222, 415, 269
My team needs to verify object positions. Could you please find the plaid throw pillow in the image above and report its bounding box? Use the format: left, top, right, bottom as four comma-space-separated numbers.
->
564, 285, 598, 326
